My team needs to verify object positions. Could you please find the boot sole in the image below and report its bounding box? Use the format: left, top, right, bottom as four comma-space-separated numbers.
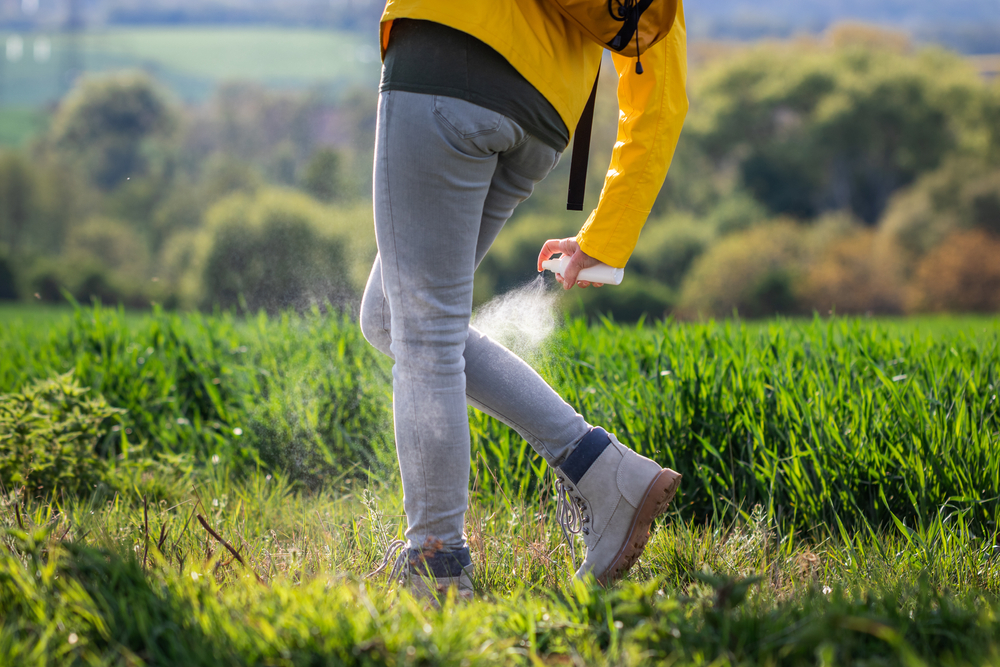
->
597, 468, 682, 586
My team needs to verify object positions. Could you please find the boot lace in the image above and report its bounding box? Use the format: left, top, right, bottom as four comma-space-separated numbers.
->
556, 475, 586, 570
368, 539, 408, 582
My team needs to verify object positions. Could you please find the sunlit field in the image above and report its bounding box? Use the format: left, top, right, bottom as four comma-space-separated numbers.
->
2, 303, 999, 665
0, 27, 380, 108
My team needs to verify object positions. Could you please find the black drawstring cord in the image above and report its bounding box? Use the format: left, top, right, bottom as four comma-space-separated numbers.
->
608, 0, 644, 74
634, 19, 643, 74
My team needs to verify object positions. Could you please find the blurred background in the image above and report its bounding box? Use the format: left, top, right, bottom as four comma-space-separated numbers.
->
0, 0, 998, 320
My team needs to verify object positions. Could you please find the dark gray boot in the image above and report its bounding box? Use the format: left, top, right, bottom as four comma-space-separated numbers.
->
371, 540, 475, 604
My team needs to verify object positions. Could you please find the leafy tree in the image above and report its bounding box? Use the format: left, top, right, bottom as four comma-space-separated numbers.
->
879, 158, 1000, 263
0, 252, 18, 300
145, 154, 261, 258
799, 228, 881, 315
201, 189, 353, 313
0, 151, 93, 260
985, 86, 1000, 165
629, 214, 715, 290
64, 216, 151, 284
811, 50, 967, 222
27, 256, 146, 308
677, 221, 806, 318
155, 227, 216, 310
0, 151, 36, 252
908, 229, 1000, 313
301, 148, 344, 202
200, 152, 261, 201
267, 141, 299, 186
687, 43, 991, 223
49, 72, 177, 190
705, 191, 770, 235
181, 83, 356, 193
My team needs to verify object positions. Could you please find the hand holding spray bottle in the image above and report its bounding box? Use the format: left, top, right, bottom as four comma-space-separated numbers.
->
541, 255, 625, 286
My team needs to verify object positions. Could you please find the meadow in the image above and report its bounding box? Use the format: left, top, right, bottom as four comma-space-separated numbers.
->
0, 27, 381, 111
1, 303, 1000, 665
0, 27, 383, 149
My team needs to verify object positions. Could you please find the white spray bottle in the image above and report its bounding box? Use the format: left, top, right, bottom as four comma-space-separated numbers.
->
541, 255, 625, 286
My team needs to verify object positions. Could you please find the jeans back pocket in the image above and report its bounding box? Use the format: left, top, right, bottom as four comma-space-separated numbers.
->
433, 95, 504, 139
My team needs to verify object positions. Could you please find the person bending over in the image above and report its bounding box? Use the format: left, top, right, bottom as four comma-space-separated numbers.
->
360, 0, 689, 600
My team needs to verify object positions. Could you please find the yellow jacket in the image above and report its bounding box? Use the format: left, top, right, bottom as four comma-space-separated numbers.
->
380, 0, 688, 268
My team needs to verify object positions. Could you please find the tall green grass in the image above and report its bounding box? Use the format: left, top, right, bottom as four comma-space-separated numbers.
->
0, 304, 393, 488
3, 304, 998, 533
2, 300, 999, 665
473, 315, 1000, 535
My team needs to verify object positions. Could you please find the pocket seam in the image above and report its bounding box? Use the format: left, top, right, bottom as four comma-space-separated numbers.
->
433, 96, 504, 139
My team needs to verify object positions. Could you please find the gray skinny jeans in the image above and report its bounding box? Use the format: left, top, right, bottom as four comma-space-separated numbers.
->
360, 91, 592, 551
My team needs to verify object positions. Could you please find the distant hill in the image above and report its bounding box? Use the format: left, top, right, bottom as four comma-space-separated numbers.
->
0, 0, 383, 32
1, 0, 998, 53
691, 0, 998, 26
690, 0, 1000, 53
687, 0, 1000, 54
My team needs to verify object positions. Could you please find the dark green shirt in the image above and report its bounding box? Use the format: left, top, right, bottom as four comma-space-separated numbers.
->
380, 19, 570, 152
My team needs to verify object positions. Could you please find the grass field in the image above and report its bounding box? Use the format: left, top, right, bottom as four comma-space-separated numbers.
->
0, 27, 381, 109
1, 303, 999, 665
0, 27, 381, 145
0, 107, 49, 146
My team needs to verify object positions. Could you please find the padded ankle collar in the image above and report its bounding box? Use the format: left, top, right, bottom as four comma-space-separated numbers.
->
408, 547, 472, 577
560, 427, 612, 485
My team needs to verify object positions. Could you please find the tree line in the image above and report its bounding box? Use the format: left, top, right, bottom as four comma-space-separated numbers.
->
0, 26, 998, 319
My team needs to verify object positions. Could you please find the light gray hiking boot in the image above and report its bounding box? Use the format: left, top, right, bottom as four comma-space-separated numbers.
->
370, 539, 475, 605
556, 427, 681, 585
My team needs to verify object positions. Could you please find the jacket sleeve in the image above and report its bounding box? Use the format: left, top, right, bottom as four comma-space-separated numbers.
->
575, 1, 689, 269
